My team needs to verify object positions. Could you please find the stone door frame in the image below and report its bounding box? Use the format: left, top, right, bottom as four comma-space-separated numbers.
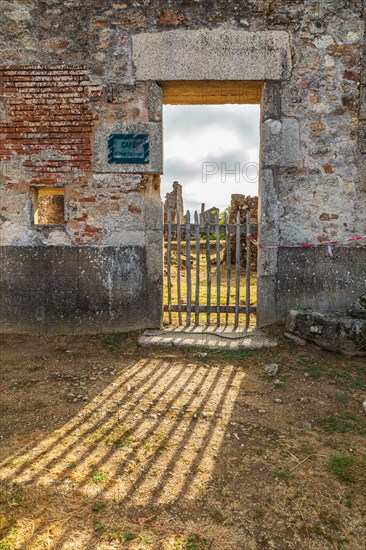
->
130, 29, 293, 327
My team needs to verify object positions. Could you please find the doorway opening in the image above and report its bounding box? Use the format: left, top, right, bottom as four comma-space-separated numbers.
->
160, 81, 262, 329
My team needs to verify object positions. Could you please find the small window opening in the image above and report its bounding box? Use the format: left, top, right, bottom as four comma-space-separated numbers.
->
34, 187, 65, 225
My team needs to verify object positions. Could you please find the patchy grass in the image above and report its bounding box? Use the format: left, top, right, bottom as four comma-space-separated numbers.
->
315, 413, 364, 434
273, 468, 291, 483
140, 535, 153, 545
142, 432, 168, 456
92, 502, 106, 512
91, 472, 106, 484
184, 534, 209, 549
102, 334, 126, 350
328, 456, 366, 483
105, 421, 133, 449
6, 486, 24, 507
215, 350, 253, 360
34, 400, 46, 410
107, 531, 137, 542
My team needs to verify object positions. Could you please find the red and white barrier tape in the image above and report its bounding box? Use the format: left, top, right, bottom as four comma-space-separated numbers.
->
247, 235, 366, 257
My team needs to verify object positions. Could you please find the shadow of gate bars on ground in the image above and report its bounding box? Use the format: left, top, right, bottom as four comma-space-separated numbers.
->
164, 209, 258, 329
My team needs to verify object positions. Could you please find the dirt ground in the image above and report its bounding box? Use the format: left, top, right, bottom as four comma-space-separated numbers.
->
0, 332, 365, 550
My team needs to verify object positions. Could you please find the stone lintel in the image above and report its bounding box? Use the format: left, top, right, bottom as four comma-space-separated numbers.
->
132, 30, 291, 82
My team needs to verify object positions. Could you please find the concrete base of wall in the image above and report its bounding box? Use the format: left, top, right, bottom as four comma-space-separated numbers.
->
1, 245, 365, 335
0, 246, 162, 334
277, 246, 366, 317
258, 246, 366, 325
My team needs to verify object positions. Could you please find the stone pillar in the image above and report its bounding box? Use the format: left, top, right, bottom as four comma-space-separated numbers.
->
257, 81, 282, 327
358, 0, 366, 213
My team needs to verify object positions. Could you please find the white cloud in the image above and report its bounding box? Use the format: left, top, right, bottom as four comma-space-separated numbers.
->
162, 104, 260, 213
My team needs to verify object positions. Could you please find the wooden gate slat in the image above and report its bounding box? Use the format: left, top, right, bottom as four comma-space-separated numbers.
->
234, 210, 241, 328
225, 211, 231, 326
215, 211, 221, 326
205, 218, 211, 326
164, 209, 257, 329
176, 211, 182, 325
166, 209, 172, 325
185, 210, 192, 325
246, 210, 251, 329
194, 211, 200, 325
165, 223, 258, 234
164, 304, 256, 313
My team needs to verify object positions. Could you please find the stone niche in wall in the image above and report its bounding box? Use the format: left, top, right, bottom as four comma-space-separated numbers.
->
34, 188, 65, 226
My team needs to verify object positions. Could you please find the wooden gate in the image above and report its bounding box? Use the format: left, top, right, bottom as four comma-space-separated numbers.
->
164, 210, 257, 328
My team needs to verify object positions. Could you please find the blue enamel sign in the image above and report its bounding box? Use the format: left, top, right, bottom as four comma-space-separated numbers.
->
108, 133, 149, 164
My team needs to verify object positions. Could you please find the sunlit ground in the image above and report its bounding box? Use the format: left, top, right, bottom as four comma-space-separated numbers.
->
0, 356, 243, 549
1, 335, 365, 549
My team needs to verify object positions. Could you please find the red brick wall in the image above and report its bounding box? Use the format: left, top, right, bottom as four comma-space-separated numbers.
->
0, 64, 99, 186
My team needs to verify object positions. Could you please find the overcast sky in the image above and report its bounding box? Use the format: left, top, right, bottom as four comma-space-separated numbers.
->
161, 104, 260, 214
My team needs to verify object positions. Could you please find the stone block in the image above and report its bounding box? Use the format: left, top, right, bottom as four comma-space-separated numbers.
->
93, 121, 163, 174
258, 169, 279, 244
144, 202, 163, 231
348, 292, 366, 320
132, 30, 291, 81
261, 120, 283, 166
282, 118, 302, 165
145, 229, 163, 329
147, 81, 163, 122
359, 84, 366, 119
262, 81, 282, 120
262, 117, 302, 167
104, 230, 145, 247
257, 274, 278, 328
286, 309, 366, 356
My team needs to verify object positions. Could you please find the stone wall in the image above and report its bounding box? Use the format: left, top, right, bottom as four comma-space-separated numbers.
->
0, 63, 162, 246
230, 194, 258, 225
164, 181, 184, 223
1, 0, 365, 331
229, 194, 258, 269
0, 65, 98, 244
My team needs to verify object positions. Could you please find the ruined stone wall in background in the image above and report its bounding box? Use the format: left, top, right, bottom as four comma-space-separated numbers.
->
230, 194, 258, 225
229, 194, 258, 269
164, 181, 184, 223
